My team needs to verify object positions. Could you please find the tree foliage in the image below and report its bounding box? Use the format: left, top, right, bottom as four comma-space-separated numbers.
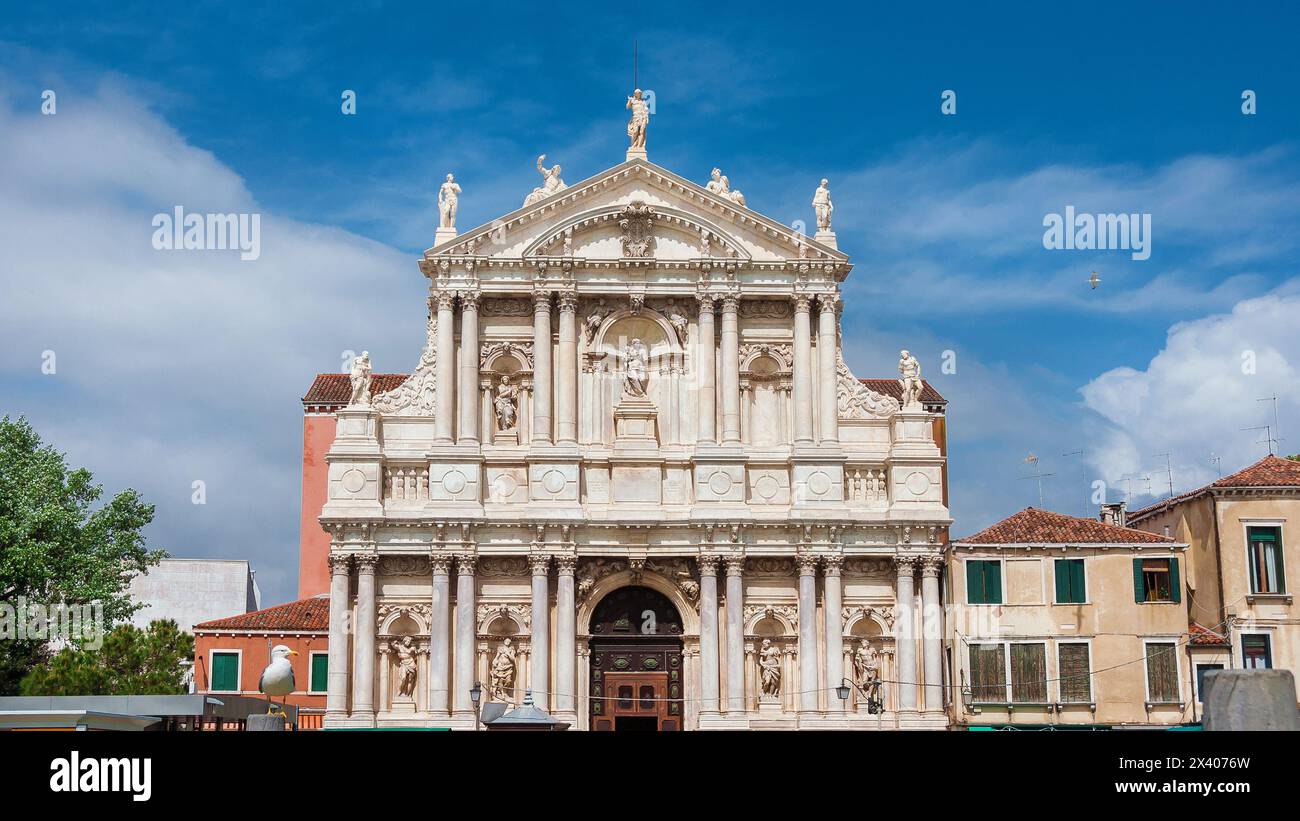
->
21, 620, 194, 695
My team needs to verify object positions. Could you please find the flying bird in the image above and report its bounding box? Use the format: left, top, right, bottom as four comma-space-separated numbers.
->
1089, 271, 1101, 290
258, 644, 298, 715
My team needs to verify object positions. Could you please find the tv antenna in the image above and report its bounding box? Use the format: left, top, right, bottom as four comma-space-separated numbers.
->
1242, 424, 1279, 455
1017, 453, 1055, 508
1209, 453, 1222, 478
1152, 452, 1175, 499
1257, 394, 1284, 452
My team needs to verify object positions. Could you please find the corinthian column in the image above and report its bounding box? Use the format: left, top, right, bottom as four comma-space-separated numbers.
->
895, 557, 918, 712
696, 294, 717, 444
452, 553, 476, 716
352, 553, 379, 722
921, 557, 944, 712
457, 290, 480, 443
822, 555, 844, 712
792, 295, 814, 444
325, 553, 352, 719
531, 290, 553, 444
434, 291, 456, 442
698, 554, 720, 715
556, 291, 578, 444
529, 553, 551, 710
554, 555, 576, 713
428, 553, 452, 715
817, 293, 839, 445
724, 554, 745, 713
797, 554, 819, 712
720, 294, 741, 444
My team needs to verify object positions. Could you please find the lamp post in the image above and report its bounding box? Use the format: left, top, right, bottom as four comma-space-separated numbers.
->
838, 678, 884, 716
470, 681, 482, 731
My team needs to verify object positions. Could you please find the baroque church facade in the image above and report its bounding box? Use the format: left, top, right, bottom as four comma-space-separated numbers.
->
319, 96, 951, 730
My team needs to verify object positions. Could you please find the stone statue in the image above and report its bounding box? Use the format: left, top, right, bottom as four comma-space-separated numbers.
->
523, 154, 567, 206
489, 637, 517, 702
493, 375, 519, 430
438, 173, 461, 229
584, 302, 607, 344
758, 638, 782, 698
812, 178, 833, 233
853, 641, 881, 702
349, 351, 373, 406
898, 349, 923, 409
664, 299, 688, 344
706, 168, 747, 207
394, 636, 418, 699
626, 89, 650, 151
623, 338, 649, 397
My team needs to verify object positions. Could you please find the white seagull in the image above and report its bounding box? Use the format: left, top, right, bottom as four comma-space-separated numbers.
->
258, 644, 299, 715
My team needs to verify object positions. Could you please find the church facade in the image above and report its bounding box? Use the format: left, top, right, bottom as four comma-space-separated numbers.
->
317, 100, 952, 730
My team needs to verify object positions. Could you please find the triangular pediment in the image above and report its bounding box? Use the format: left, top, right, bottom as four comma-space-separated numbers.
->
421, 159, 848, 272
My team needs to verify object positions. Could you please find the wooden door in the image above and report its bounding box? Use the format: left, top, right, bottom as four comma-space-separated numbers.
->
595, 672, 678, 731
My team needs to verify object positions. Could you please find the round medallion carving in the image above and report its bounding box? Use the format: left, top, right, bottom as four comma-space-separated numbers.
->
542, 469, 567, 494
495, 473, 519, 497
442, 470, 467, 494
807, 471, 831, 496
341, 468, 366, 494
906, 471, 931, 496
708, 470, 734, 496
755, 474, 780, 500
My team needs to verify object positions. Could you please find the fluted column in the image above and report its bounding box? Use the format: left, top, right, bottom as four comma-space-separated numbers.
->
453, 553, 476, 715
921, 557, 944, 712
531, 290, 553, 444
895, 557, 918, 712
428, 554, 452, 714
457, 290, 480, 443
797, 554, 819, 712
817, 293, 839, 444
352, 553, 379, 722
556, 291, 578, 444
555, 555, 576, 713
325, 554, 352, 718
792, 295, 814, 444
529, 553, 551, 710
720, 294, 741, 444
698, 554, 720, 715
696, 294, 717, 444
823, 555, 844, 711
434, 291, 456, 442
724, 554, 745, 713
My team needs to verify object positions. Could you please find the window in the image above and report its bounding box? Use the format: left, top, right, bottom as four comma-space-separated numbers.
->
1054, 558, 1086, 603
1242, 634, 1272, 669
211, 651, 240, 692
1133, 557, 1180, 603
1009, 643, 1048, 703
1195, 663, 1224, 702
1145, 642, 1179, 703
968, 644, 1006, 702
309, 652, 329, 693
966, 560, 1003, 604
1247, 526, 1286, 594
1058, 643, 1092, 703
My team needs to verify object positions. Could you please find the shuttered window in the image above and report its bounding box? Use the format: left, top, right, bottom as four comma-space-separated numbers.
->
1054, 559, 1086, 603
211, 652, 240, 692
1009, 643, 1048, 703
1247, 527, 1286, 594
1133, 557, 1180, 603
1145, 643, 1179, 703
968, 644, 1006, 702
966, 560, 1003, 604
1058, 643, 1092, 703
309, 653, 329, 693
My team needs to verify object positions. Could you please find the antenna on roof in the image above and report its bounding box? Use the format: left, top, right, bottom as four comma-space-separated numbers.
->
1152, 452, 1175, 500
1210, 453, 1222, 478
1257, 394, 1283, 453
1017, 453, 1055, 508
1242, 424, 1278, 456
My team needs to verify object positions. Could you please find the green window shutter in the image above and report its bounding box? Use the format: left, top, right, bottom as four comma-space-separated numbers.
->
966, 560, 982, 603
212, 653, 239, 691
1055, 559, 1086, 603
1133, 558, 1145, 603
986, 561, 1002, 604
1072, 559, 1087, 601
1054, 559, 1069, 603
310, 653, 329, 692
1169, 557, 1181, 604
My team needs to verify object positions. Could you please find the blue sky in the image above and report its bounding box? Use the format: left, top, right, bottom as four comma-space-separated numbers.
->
3, 2, 1298, 605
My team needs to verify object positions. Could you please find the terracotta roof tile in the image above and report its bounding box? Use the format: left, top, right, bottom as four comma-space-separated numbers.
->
194, 596, 329, 632
1129, 455, 1300, 523
1189, 622, 1230, 647
859, 378, 946, 405
302, 373, 409, 408
955, 507, 1174, 545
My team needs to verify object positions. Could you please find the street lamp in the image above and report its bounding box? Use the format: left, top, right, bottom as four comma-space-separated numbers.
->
470, 681, 483, 731
838, 677, 884, 715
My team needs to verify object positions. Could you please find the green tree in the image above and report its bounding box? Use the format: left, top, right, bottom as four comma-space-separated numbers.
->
21, 620, 194, 695
0, 416, 164, 693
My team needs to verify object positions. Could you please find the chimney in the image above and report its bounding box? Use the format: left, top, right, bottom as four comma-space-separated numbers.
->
1099, 502, 1127, 527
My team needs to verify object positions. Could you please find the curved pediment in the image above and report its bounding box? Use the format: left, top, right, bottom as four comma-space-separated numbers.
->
521, 202, 752, 261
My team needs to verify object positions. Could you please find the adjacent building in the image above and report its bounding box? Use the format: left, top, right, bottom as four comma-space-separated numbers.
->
126, 558, 260, 632
947, 507, 1196, 728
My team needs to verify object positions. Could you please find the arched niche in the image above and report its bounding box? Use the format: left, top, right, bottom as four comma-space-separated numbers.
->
745, 606, 797, 637
577, 571, 699, 636
378, 604, 430, 636
845, 607, 892, 639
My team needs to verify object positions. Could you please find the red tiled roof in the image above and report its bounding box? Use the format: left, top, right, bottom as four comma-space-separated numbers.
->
955, 507, 1174, 545
1189, 622, 1230, 647
303, 373, 409, 407
859, 378, 946, 405
1128, 455, 1300, 523
194, 596, 330, 632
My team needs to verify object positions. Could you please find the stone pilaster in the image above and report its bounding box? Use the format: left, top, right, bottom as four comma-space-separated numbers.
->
351, 552, 379, 724
556, 290, 579, 444
554, 554, 577, 715
457, 290, 480, 443
720, 294, 741, 444
817, 293, 839, 445
724, 553, 745, 713
792, 295, 814, 444
895, 556, 918, 713
428, 552, 453, 715
452, 551, 476, 715
325, 553, 352, 719
921, 556, 944, 712
531, 290, 553, 444
529, 552, 551, 710
698, 553, 721, 715
797, 553, 820, 712
696, 293, 717, 445
434, 290, 456, 442
822, 554, 844, 711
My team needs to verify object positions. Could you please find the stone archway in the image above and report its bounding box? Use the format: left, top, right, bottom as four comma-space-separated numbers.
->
586, 585, 686, 731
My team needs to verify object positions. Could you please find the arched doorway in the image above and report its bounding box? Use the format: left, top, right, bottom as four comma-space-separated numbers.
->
588, 586, 684, 731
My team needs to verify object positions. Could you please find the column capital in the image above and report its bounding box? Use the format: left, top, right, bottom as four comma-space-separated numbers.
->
792, 293, 813, 312
554, 554, 577, 575
796, 553, 820, 576
720, 293, 740, 312
724, 553, 745, 576
429, 552, 453, 575
697, 553, 721, 575
529, 553, 552, 576
822, 554, 844, 576
696, 291, 716, 311
557, 290, 579, 312
459, 289, 481, 310
533, 289, 554, 311
327, 553, 353, 575
354, 552, 380, 574
455, 553, 477, 576
435, 289, 457, 311
894, 555, 919, 574
920, 556, 944, 577
817, 291, 840, 313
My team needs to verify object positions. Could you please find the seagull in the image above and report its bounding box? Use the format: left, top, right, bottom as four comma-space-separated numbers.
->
258, 645, 298, 715
1089, 271, 1101, 290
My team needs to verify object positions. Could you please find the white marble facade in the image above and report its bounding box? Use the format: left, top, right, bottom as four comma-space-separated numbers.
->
321, 153, 950, 730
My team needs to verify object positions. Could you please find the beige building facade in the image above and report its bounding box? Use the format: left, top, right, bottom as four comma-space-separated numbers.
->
317, 109, 952, 730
